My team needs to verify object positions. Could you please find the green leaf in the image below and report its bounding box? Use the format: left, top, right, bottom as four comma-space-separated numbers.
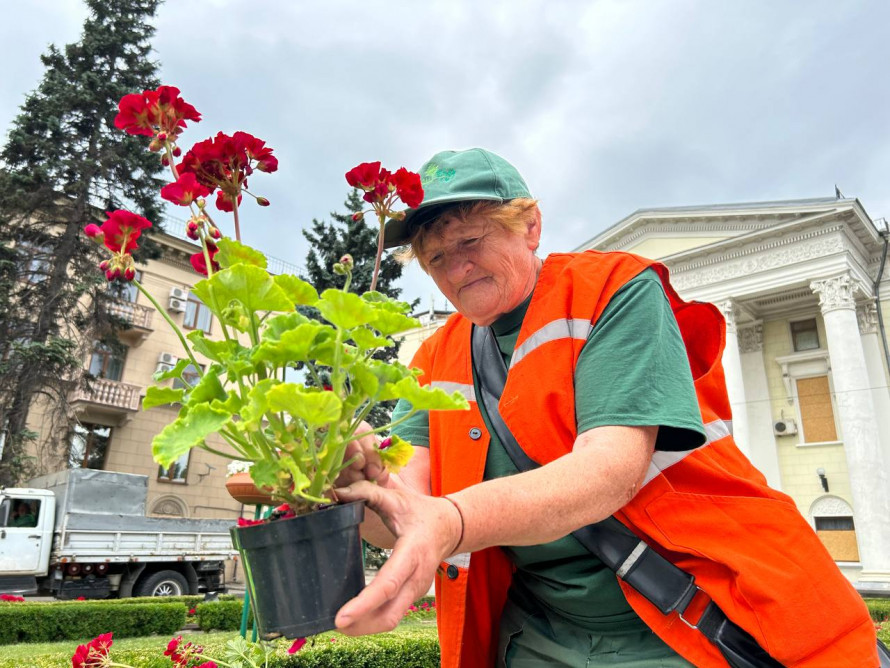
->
191, 264, 294, 320
152, 404, 232, 467
362, 291, 412, 313
372, 310, 419, 336
216, 238, 267, 269
379, 434, 415, 473
249, 459, 280, 491
350, 362, 379, 398
186, 330, 244, 363
187, 367, 228, 406
240, 378, 277, 430
266, 383, 342, 426
386, 377, 470, 411
262, 312, 309, 341
279, 457, 313, 495
153, 357, 190, 381
350, 327, 392, 351
274, 275, 319, 306
142, 386, 183, 410
317, 289, 376, 329
252, 322, 330, 366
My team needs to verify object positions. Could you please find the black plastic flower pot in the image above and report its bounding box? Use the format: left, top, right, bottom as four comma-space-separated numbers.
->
230, 500, 365, 639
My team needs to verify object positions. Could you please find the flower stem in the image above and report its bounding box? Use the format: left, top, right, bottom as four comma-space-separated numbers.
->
232, 200, 242, 242
370, 213, 385, 292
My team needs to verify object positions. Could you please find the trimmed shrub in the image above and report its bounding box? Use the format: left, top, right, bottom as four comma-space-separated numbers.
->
197, 600, 252, 631
0, 601, 184, 644
866, 598, 890, 622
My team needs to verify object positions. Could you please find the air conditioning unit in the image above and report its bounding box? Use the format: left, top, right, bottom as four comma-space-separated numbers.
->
158, 352, 177, 366
773, 418, 798, 436
168, 297, 186, 313
170, 287, 188, 300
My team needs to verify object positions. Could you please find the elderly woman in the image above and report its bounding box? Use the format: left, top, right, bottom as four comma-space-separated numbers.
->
333, 149, 878, 668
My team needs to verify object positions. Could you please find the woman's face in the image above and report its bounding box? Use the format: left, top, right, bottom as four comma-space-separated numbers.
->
419, 211, 541, 326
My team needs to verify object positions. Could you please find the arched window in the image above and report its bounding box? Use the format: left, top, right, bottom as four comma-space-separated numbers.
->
810, 496, 858, 562
150, 495, 189, 518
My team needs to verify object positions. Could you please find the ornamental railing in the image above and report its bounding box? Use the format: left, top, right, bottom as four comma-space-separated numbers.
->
105, 299, 154, 330
71, 378, 142, 412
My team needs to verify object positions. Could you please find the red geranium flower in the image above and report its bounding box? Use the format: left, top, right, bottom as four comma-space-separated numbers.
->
288, 637, 307, 654
0, 594, 24, 602
345, 161, 381, 189
97, 210, 152, 254
190, 244, 220, 276
161, 172, 212, 206
114, 85, 200, 139
392, 168, 423, 208
237, 516, 264, 527
70, 632, 113, 668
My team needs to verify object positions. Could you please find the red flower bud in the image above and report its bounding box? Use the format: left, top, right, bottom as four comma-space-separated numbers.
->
209, 226, 221, 239
256, 196, 270, 207
156, 132, 168, 142
123, 267, 136, 281
352, 212, 364, 222
161, 155, 170, 166
98, 260, 109, 271
106, 268, 119, 281
172, 146, 181, 157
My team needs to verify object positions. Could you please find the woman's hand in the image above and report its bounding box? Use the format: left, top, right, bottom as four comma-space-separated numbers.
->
333, 481, 462, 636
336, 421, 390, 488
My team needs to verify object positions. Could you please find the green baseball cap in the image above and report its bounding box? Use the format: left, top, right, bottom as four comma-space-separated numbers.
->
382, 148, 532, 249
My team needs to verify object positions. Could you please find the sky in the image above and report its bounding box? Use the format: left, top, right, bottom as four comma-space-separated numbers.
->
1, 0, 889, 309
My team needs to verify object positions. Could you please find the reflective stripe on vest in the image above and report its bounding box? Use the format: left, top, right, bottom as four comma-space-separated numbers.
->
444, 552, 471, 569
430, 381, 476, 402
510, 318, 592, 368
642, 419, 733, 487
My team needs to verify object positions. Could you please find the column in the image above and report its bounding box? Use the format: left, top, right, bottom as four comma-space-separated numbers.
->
856, 303, 890, 470
717, 300, 750, 457
811, 274, 890, 584
737, 322, 783, 490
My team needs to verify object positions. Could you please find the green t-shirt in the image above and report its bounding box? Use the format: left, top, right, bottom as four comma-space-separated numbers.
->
391, 268, 705, 633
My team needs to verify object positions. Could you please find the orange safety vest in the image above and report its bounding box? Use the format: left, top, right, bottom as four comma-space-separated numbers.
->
410, 250, 878, 668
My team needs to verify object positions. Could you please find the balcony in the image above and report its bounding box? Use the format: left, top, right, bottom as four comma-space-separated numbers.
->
70, 378, 142, 425
105, 299, 154, 346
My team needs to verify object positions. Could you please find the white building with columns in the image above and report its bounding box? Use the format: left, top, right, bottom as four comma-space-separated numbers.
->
575, 196, 890, 592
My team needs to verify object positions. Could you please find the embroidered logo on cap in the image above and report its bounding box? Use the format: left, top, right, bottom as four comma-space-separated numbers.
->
422, 163, 455, 186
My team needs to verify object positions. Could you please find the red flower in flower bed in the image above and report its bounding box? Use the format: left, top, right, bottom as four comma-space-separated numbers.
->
0, 594, 24, 602
71, 632, 113, 667
288, 637, 307, 654
114, 85, 200, 139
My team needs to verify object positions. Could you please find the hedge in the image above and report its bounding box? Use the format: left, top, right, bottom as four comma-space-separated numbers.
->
866, 598, 890, 622
197, 599, 253, 631
0, 601, 185, 644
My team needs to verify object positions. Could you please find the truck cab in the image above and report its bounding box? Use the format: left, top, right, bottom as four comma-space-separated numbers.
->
0, 488, 55, 592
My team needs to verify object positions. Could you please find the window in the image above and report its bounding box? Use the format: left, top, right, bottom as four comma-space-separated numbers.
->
158, 451, 190, 483
796, 375, 838, 442
173, 363, 203, 390
68, 423, 112, 469
184, 294, 212, 333
18, 240, 52, 284
0, 497, 42, 528
791, 319, 820, 352
88, 342, 126, 381
812, 496, 859, 562
108, 270, 141, 304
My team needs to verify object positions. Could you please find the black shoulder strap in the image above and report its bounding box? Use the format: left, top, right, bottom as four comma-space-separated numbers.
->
470, 324, 782, 668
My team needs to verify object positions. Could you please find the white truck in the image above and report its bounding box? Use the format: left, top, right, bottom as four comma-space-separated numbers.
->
0, 469, 238, 599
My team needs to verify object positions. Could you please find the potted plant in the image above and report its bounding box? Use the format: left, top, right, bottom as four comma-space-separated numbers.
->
83, 85, 468, 639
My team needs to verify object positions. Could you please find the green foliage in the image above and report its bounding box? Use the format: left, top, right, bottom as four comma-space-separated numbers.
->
0, 600, 184, 645
196, 599, 252, 631
865, 598, 890, 622
145, 242, 468, 511
0, 0, 163, 484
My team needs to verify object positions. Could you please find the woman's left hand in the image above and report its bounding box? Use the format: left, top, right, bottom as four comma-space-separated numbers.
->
334, 481, 462, 635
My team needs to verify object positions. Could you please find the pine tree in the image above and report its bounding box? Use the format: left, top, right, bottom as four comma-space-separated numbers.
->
301, 189, 415, 427
0, 0, 164, 485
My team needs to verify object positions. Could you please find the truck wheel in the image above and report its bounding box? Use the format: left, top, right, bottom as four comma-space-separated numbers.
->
135, 570, 189, 597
